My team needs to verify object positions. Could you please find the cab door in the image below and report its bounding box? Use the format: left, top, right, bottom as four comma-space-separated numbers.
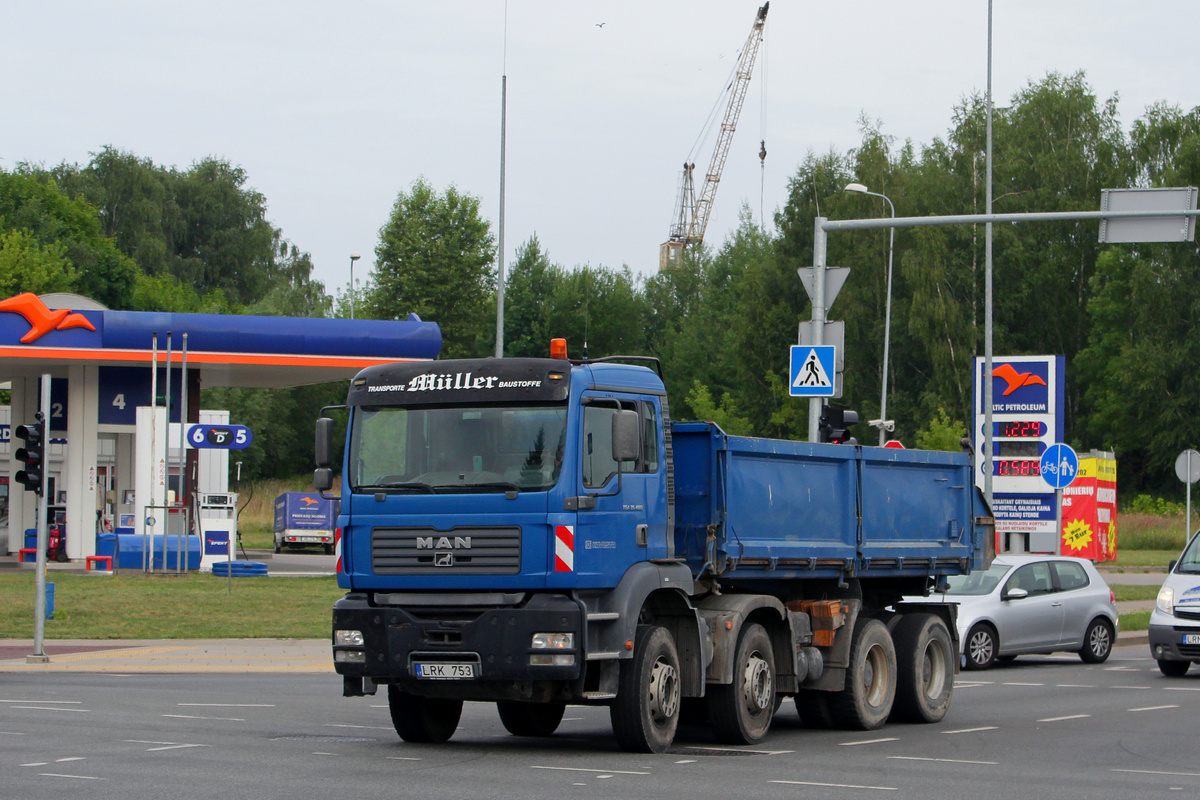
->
558, 394, 663, 588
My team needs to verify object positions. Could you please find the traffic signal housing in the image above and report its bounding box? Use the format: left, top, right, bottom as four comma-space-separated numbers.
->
819, 406, 859, 445
14, 416, 45, 495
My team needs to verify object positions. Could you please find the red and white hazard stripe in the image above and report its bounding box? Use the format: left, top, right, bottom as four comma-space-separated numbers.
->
334, 527, 342, 573
554, 525, 574, 572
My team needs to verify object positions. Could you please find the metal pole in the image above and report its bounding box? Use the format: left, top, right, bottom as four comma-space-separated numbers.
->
808, 217, 828, 442
494, 72, 508, 357
28, 374, 52, 663
146, 333, 157, 573
161, 331, 171, 574
984, 0, 995, 519
178, 333, 188, 574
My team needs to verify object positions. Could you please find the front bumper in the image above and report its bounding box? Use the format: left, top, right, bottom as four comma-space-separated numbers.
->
332, 592, 584, 687
1148, 609, 1200, 662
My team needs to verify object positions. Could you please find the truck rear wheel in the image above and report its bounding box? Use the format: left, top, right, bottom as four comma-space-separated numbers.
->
827, 617, 896, 730
497, 701, 566, 737
891, 613, 953, 723
387, 685, 462, 743
708, 623, 776, 744
610, 625, 681, 753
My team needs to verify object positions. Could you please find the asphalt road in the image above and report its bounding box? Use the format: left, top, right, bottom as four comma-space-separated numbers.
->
3, 643, 1198, 800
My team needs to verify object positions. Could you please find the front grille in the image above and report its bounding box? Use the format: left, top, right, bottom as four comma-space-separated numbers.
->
1175, 607, 1200, 621
371, 526, 521, 575
1180, 645, 1200, 658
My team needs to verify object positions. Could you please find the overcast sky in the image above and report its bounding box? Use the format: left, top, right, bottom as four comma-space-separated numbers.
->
4, 1, 1196, 301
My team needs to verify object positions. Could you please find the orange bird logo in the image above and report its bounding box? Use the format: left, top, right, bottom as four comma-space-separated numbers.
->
992, 363, 1048, 396
300, 496, 319, 506
0, 293, 96, 343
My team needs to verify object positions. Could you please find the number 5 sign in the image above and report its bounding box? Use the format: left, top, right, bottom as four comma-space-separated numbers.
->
188, 424, 253, 450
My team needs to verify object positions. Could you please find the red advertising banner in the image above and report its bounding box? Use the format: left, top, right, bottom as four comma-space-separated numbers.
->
1060, 453, 1117, 561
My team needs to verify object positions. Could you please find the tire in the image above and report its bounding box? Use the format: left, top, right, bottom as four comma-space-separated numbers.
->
793, 690, 835, 729
497, 701, 566, 737
891, 613, 953, 724
324, 544, 334, 555
387, 685, 462, 743
274, 540, 282, 554
1158, 659, 1190, 677
708, 623, 776, 744
827, 617, 897, 730
964, 623, 998, 671
610, 625, 681, 753
1079, 618, 1114, 664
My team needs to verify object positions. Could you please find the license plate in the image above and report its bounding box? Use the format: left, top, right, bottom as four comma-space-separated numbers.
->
1182, 634, 1200, 645
414, 662, 475, 680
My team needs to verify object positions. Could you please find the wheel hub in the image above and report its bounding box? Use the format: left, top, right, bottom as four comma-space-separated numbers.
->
648, 656, 680, 723
742, 653, 773, 711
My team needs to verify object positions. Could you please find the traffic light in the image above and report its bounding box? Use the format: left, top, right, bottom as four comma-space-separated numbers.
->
14, 415, 45, 495
818, 406, 859, 445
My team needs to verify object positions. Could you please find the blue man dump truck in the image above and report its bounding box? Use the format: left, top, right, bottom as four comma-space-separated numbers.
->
315, 345, 993, 752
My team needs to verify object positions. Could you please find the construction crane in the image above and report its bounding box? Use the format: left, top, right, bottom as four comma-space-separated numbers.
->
660, 1, 769, 271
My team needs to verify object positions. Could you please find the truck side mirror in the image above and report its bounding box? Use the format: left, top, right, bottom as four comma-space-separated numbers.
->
315, 417, 334, 467
314, 468, 333, 493
611, 409, 640, 463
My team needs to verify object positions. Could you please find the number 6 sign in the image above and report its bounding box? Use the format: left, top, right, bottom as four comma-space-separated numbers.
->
187, 424, 253, 449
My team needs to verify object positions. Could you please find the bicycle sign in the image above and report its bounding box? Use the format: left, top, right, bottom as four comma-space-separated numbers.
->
188, 424, 253, 450
1039, 443, 1078, 489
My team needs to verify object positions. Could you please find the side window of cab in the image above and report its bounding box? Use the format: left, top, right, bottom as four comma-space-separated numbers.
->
581, 398, 660, 488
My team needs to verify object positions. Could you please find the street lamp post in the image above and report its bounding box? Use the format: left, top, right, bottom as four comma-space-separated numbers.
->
349, 253, 361, 320
845, 183, 895, 446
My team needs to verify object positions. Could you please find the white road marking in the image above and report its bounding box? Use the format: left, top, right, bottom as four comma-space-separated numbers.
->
178, 703, 274, 707
21, 762, 50, 767
1113, 769, 1200, 777
889, 756, 998, 765
943, 726, 999, 734
386, 756, 423, 761
1163, 687, 1200, 692
0, 731, 26, 735
1128, 705, 1180, 712
0, 699, 82, 704
772, 779, 897, 791
839, 737, 899, 746
1002, 682, 1044, 686
684, 746, 794, 755
1038, 714, 1091, 722
12, 706, 89, 712
675, 759, 697, 764
161, 714, 245, 721
38, 773, 102, 780
1113, 685, 1151, 690
55, 757, 86, 762
126, 740, 176, 745
531, 765, 650, 776
313, 752, 338, 756
323, 723, 393, 730
1056, 684, 1096, 688
145, 744, 208, 751
1105, 666, 1141, 671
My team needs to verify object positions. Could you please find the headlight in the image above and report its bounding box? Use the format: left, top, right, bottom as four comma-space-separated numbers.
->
335, 629, 365, 646
530, 653, 575, 666
1157, 586, 1175, 614
531, 632, 574, 649
334, 650, 366, 664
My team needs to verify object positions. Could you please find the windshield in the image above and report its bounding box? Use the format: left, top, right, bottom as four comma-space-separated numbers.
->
1178, 533, 1200, 574
943, 561, 1013, 596
348, 404, 567, 493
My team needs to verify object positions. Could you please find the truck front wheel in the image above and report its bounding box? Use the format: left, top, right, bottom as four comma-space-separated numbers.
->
708, 623, 776, 744
827, 617, 896, 730
387, 685, 462, 743
497, 701, 566, 737
891, 613, 953, 723
610, 625, 681, 753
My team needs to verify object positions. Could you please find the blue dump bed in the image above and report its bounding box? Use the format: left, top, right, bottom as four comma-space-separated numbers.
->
672, 422, 991, 584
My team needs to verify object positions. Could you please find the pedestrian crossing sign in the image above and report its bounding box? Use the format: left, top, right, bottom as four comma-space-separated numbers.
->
789, 345, 835, 397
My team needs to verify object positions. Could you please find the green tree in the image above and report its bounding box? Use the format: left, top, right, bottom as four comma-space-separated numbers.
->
503, 235, 560, 357
368, 178, 495, 358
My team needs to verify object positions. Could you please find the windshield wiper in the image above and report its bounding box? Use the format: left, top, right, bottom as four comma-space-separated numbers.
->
357, 481, 436, 494
444, 481, 522, 496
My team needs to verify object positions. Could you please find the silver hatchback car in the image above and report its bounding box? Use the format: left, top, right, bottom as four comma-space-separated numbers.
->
926, 554, 1119, 670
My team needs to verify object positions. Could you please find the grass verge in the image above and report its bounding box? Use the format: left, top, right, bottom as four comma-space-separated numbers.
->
0, 572, 341, 639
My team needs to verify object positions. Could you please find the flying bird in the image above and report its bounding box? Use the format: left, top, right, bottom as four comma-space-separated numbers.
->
992, 363, 1048, 396
595, 22, 605, 27
0, 292, 96, 343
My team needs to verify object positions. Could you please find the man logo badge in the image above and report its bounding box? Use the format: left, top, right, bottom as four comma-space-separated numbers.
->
434, 552, 454, 567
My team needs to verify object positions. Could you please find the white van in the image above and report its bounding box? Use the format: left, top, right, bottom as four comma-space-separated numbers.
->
1148, 532, 1200, 676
